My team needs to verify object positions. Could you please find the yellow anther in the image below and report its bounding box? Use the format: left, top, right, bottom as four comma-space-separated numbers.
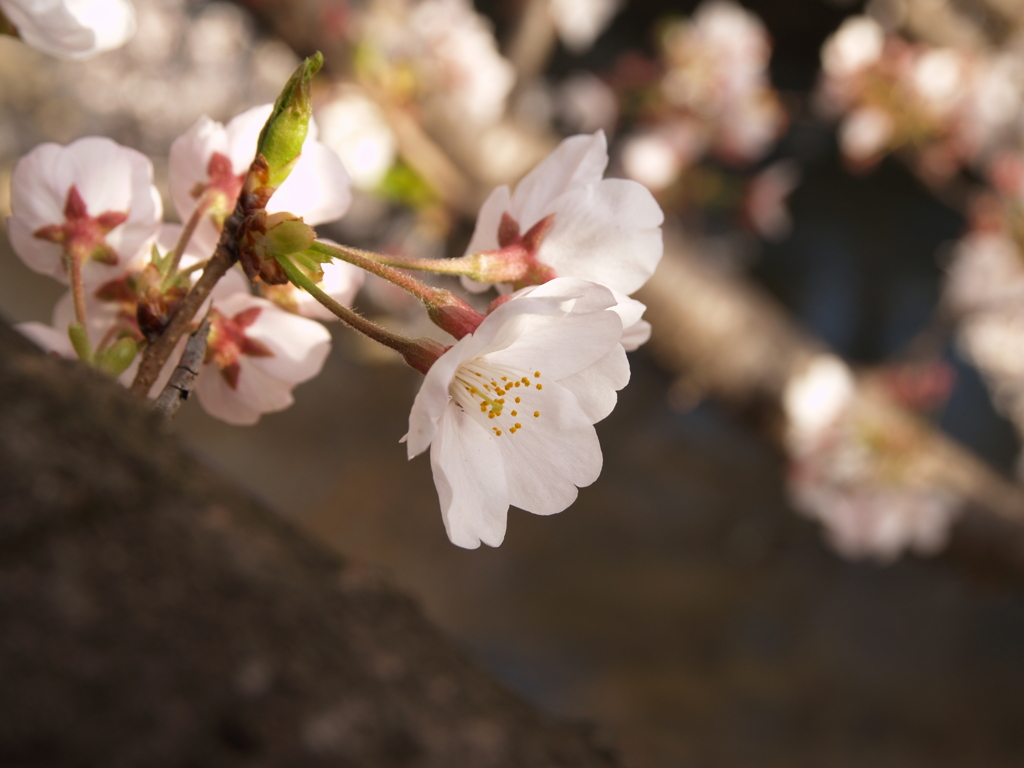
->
475, 372, 482, 377
515, 397, 521, 403
509, 427, 517, 434
522, 377, 530, 385
534, 371, 541, 377
534, 411, 540, 417
536, 384, 543, 390
488, 412, 495, 419
494, 429, 502, 436
514, 382, 521, 388
511, 410, 518, 417
514, 423, 522, 429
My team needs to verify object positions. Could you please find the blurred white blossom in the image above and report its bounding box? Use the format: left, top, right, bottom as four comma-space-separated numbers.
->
0, 0, 135, 59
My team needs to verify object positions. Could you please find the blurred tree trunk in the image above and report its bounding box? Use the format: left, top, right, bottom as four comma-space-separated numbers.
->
0, 320, 620, 768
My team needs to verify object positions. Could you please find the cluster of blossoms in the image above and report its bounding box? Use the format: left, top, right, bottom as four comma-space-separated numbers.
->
355, 0, 514, 128
618, 0, 787, 193
816, 15, 1024, 178
783, 355, 959, 561
7, 54, 664, 549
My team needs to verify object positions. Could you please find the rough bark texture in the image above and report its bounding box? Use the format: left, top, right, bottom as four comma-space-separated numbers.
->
0, 320, 620, 768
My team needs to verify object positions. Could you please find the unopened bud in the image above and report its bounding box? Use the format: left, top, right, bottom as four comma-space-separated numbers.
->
253, 52, 324, 193
97, 337, 138, 376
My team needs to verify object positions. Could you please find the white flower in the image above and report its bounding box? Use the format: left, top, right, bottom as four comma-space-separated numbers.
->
7, 136, 161, 285
405, 278, 629, 548
195, 292, 331, 426
0, 0, 135, 59
463, 131, 663, 346
168, 104, 352, 258
365, 0, 515, 126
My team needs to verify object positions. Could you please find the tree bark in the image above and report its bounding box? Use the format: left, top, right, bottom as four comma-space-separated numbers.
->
0, 319, 620, 768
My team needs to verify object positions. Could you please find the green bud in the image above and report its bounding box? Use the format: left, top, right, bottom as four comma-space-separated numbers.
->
67, 322, 93, 363
255, 51, 324, 192
264, 213, 317, 256
97, 338, 139, 377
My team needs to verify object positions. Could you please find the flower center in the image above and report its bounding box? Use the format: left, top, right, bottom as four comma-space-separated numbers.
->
206, 306, 274, 389
33, 184, 129, 267
450, 358, 545, 437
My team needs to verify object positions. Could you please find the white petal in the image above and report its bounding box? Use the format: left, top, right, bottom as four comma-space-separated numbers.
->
168, 115, 229, 224
541, 178, 664, 294
268, 140, 351, 225
195, 365, 263, 426
555, 343, 629, 422
495, 379, 603, 515
406, 332, 483, 458
0, 0, 133, 58
620, 318, 651, 351
16, 321, 74, 356
430, 407, 509, 548
509, 132, 609, 229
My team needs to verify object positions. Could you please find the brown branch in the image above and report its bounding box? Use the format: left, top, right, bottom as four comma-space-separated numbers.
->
129, 206, 243, 399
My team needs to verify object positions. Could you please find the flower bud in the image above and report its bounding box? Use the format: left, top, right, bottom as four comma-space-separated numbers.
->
253, 52, 324, 194
97, 337, 138, 376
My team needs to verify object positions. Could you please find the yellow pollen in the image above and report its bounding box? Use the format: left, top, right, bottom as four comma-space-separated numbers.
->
511, 410, 518, 417
501, 377, 508, 381
534, 411, 540, 417
514, 382, 521, 388
515, 423, 522, 429
488, 412, 495, 419
509, 427, 517, 434
496, 389, 505, 396
494, 428, 502, 436
475, 372, 482, 377
522, 377, 530, 385
534, 371, 541, 377
515, 397, 521, 403
536, 384, 543, 390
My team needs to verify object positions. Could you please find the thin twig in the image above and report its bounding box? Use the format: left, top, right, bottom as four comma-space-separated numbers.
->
152, 314, 211, 420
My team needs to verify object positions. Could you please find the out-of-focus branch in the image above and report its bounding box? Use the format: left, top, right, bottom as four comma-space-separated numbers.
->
506, 0, 558, 103
638, 234, 1024, 559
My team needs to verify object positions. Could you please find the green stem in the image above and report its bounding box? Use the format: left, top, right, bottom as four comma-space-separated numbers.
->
276, 254, 444, 374
309, 240, 455, 302
162, 193, 214, 289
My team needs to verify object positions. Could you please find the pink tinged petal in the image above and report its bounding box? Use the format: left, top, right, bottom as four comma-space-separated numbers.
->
295, 259, 364, 321
606, 291, 650, 351
16, 321, 75, 357
67, 0, 135, 54
542, 178, 664, 295
195, 364, 264, 426
494, 379, 603, 516
268, 140, 352, 225
509, 131, 609, 229
169, 115, 230, 221
430, 407, 510, 548
0, 0, 95, 56
224, 104, 274, 173
212, 293, 331, 385
10, 137, 160, 282
7, 214, 65, 282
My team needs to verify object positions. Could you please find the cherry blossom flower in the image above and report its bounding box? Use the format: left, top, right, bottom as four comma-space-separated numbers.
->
7, 136, 161, 285
362, 0, 514, 126
168, 104, 351, 258
195, 292, 331, 426
783, 355, 959, 561
462, 131, 663, 347
405, 278, 629, 548
0, 0, 135, 59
